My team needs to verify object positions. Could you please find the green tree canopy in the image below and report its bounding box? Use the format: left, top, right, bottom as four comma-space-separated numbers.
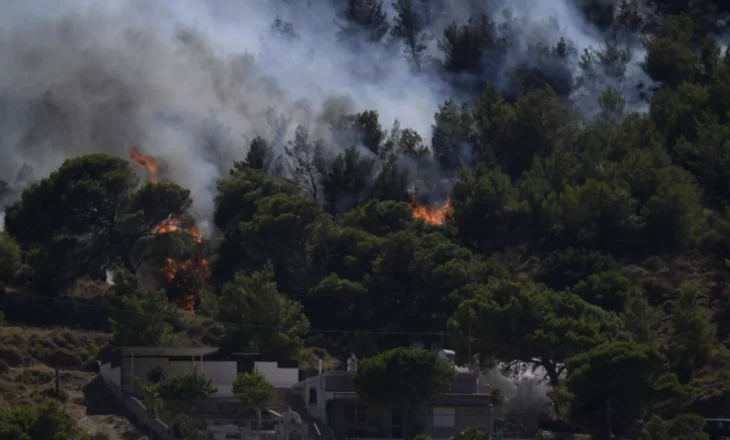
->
566, 341, 688, 437
354, 347, 454, 437
4, 154, 194, 293
449, 279, 624, 389
233, 371, 276, 429
217, 265, 309, 359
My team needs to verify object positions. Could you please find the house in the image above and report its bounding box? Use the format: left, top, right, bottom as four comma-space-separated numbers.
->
291, 352, 498, 440
99, 346, 298, 401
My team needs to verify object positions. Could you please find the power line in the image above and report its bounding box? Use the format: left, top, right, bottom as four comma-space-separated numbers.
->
1, 289, 449, 337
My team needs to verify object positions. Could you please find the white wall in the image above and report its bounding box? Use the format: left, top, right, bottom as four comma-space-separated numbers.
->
100, 363, 121, 389
254, 361, 298, 388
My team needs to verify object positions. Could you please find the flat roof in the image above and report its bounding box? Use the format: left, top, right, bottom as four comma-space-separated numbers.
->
114, 347, 220, 357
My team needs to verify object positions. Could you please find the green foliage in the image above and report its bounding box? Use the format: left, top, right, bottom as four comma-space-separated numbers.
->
108, 279, 182, 347
0, 231, 21, 285
0, 399, 91, 440
667, 284, 717, 382
4, 154, 194, 293
353, 347, 454, 411
158, 370, 217, 402
218, 265, 309, 359
566, 341, 688, 436
449, 279, 624, 387
171, 414, 202, 440
451, 427, 489, 440
146, 366, 167, 384
233, 371, 275, 429
641, 413, 709, 440
132, 375, 164, 418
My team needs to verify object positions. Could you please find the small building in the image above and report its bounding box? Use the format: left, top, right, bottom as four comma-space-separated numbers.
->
99, 346, 298, 402
291, 352, 497, 440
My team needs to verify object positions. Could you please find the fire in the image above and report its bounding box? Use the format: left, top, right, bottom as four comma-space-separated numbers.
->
409, 195, 454, 226
128, 147, 209, 312
129, 147, 159, 183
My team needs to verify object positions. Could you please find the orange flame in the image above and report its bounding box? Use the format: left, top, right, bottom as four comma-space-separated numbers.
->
129, 147, 159, 183
128, 147, 208, 312
409, 195, 454, 225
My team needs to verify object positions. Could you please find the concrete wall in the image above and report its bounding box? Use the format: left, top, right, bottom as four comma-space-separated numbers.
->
100, 363, 121, 390
423, 405, 493, 439
121, 357, 238, 398
255, 361, 299, 388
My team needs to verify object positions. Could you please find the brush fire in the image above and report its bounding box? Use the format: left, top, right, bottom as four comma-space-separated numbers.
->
128, 147, 210, 311
409, 194, 454, 226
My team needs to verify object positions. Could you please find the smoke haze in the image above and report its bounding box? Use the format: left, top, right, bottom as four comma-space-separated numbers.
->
0, 0, 651, 229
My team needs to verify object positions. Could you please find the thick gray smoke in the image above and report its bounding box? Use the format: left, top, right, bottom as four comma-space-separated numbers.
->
0, 0, 648, 231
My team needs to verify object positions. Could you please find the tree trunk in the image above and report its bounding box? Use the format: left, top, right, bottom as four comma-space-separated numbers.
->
543, 363, 562, 417
256, 407, 263, 432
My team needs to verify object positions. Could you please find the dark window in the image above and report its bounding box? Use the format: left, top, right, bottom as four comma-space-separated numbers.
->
392, 427, 403, 438
392, 411, 402, 425
344, 405, 356, 423
357, 405, 368, 423
308, 388, 318, 404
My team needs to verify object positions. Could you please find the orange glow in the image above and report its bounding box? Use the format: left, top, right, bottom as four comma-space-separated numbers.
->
409, 195, 454, 226
129, 147, 159, 183
128, 147, 208, 312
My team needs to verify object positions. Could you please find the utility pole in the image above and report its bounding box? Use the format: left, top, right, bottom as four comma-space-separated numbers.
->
54, 367, 60, 398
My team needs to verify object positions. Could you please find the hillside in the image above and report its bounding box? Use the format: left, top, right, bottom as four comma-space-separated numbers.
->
3, 0, 730, 438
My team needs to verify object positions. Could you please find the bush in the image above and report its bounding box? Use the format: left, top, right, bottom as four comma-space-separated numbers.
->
159, 370, 217, 401
172, 414, 201, 439
0, 231, 21, 284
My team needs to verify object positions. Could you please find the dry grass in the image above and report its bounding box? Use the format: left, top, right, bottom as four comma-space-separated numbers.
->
0, 364, 147, 440
0, 325, 110, 370
0, 325, 146, 440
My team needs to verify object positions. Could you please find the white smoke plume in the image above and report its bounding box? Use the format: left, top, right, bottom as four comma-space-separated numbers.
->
0, 0, 652, 229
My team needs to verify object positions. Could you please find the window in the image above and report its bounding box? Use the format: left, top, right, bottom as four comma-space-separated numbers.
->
344, 404, 368, 423
308, 388, 318, 404
391, 427, 403, 438
432, 407, 455, 428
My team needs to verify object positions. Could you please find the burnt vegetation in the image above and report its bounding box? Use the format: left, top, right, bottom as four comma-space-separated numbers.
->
5, 0, 730, 438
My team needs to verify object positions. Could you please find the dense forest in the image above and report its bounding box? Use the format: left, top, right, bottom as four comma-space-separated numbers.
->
3, 0, 730, 438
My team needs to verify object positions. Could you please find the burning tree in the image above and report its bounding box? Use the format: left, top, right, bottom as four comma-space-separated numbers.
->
3, 154, 195, 295
128, 148, 211, 311
408, 194, 454, 225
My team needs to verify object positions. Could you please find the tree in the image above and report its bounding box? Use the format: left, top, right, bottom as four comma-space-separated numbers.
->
0, 232, 20, 285
4, 154, 194, 293
667, 284, 717, 382
285, 126, 327, 201
217, 265, 309, 359
391, 0, 428, 71
0, 399, 91, 440
233, 371, 276, 430
644, 15, 697, 86
642, 414, 709, 440
108, 277, 183, 347
159, 370, 218, 402
566, 341, 688, 437
0, 179, 8, 202
354, 347, 454, 438
132, 375, 164, 417
448, 279, 624, 412
338, 0, 390, 44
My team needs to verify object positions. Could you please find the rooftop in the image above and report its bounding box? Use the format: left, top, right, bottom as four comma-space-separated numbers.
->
114, 347, 220, 357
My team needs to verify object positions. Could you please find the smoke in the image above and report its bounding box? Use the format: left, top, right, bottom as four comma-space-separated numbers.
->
0, 0, 655, 229
482, 366, 553, 431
